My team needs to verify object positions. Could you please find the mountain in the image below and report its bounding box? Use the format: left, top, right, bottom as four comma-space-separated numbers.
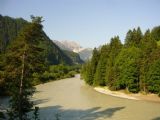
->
63, 50, 84, 64
53, 40, 84, 63
53, 40, 92, 61
53, 40, 84, 52
0, 15, 28, 52
78, 48, 93, 61
0, 15, 83, 65
53, 40, 72, 51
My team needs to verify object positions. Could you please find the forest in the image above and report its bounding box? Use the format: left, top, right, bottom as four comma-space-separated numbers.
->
81, 26, 160, 96
0, 15, 82, 95
0, 15, 81, 119
0, 14, 160, 119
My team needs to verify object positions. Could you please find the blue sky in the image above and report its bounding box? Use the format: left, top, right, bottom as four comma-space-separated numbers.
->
0, 0, 160, 48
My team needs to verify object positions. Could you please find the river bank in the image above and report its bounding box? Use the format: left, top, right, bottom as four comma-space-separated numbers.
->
1, 75, 160, 120
33, 76, 160, 120
94, 86, 160, 103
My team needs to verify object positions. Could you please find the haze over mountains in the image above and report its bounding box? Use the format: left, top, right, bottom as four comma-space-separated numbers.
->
53, 40, 92, 61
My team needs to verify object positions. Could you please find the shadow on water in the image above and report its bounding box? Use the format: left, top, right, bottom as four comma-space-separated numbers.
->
33, 99, 50, 106
152, 117, 160, 120
39, 105, 125, 120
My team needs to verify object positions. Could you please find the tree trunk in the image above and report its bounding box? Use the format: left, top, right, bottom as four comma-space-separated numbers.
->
19, 51, 25, 120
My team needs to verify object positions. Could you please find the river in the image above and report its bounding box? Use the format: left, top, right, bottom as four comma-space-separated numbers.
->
32, 74, 160, 120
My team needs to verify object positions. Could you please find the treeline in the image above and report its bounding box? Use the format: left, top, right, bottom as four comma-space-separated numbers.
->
81, 26, 160, 95
33, 64, 81, 85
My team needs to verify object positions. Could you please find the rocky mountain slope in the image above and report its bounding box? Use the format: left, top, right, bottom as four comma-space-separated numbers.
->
53, 40, 92, 61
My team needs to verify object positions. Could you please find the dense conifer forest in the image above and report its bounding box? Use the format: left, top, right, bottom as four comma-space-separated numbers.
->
81, 26, 160, 96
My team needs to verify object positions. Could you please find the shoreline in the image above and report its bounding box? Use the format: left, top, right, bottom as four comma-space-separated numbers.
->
94, 86, 160, 103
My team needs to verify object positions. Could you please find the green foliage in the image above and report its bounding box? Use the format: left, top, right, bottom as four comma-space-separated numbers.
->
146, 59, 160, 94
0, 15, 28, 53
3, 16, 46, 120
139, 30, 157, 92
81, 26, 160, 95
157, 41, 160, 46
0, 15, 83, 96
105, 36, 122, 86
94, 45, 110, 86
38, 64, 80, 83
151, 26, 160, 41
63, 50, 84, 64
125, 27, 143, 48
38, 38, 73, 65
81, 48, 100, 85
0, 14, 76, 66
85, 62, 94, 85
114, 47, 141, 92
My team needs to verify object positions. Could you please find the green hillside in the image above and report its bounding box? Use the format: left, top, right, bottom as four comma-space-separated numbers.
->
0, 15, 81, 65
63, 50, 84, 64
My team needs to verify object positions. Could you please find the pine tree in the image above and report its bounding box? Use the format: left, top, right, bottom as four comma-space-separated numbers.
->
90, 48, 99, 85
81, 48, 99, 85
151, 26, 160, 41
4, 16, 45, 120
94, 45, 109, 86
86, 62, 93, 85
139, 30, 157, 92
146, 60, 160, 95
113, 47, 141, 92
125, 27, 143, 48
105, 36, 122, 87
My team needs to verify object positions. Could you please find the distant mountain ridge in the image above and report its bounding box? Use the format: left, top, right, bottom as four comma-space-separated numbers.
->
53, 40, 84, 53
53, 40, 72, 51
78, 48, 93, 61
0, 15, 82, 65
53, 40, 93, 61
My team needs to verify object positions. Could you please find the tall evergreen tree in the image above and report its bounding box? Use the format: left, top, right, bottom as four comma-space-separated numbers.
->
139, 30, 157, 92
4, 16, 46, 120
151, 26, 160, 41
81, 48, 99, 85
0, 54, 6, 95
125, 27, 143, 48
146, 59, 160, 95
94, 45, 110, 86
105, 36, 122, 86
90, 48, 100, 84
114, 47, 141, 92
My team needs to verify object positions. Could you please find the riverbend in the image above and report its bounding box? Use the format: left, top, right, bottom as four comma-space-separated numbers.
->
33, 74, 160, 120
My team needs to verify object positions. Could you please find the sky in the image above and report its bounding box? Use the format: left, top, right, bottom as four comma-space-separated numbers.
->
0, 0, 160, 48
